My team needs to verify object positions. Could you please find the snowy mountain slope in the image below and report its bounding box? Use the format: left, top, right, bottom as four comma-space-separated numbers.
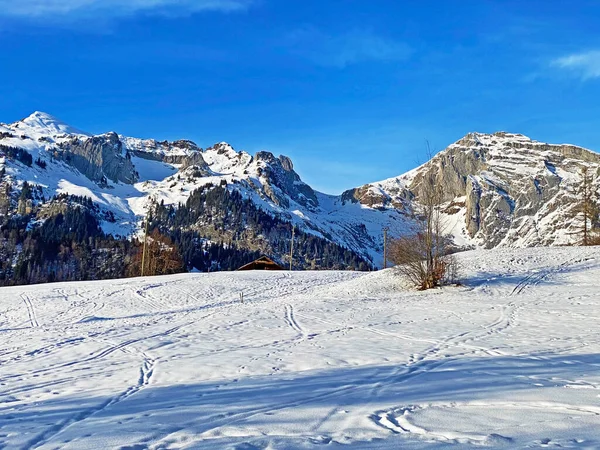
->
1, 113, 599, 268
1, 246, 600, 449
1, 112, 412, 266
2, 111, 91, 142
347, 132, 600, 248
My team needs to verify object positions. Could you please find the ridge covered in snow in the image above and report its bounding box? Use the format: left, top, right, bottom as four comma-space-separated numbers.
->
1, 113, 599, 266
19, 111, 91, 137
348, 131, 600, 248
0, 112, 412, 265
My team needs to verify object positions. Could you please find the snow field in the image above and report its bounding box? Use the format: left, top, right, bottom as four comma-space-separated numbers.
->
1, 246, 600, 449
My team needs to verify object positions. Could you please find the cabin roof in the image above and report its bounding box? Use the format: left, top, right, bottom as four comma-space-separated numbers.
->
237, 256, 284, 271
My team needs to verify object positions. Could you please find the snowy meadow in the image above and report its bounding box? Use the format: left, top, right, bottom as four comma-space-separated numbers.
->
1, 247, 600, 449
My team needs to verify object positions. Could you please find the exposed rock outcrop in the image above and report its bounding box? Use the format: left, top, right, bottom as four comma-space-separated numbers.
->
133, 149, 209, 170
341, 185, 408, 209
124, 137, 210, 170
410, 137, 488, 202
255, 151, 319, 209
354, 132, 600, 248
58, 133, 137, 185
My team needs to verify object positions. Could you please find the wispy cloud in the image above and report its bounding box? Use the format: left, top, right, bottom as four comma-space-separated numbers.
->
286, 27, 412, 68
551, 50, 600, 80
0, 0, 253, 19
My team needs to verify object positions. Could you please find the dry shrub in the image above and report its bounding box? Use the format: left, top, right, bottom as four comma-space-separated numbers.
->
388, 148, 461, 289
389, 234, 459, 290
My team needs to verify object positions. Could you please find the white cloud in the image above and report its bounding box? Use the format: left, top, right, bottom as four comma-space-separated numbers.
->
287, 27, 412, 68
0, 0, 253, 18
552, 50, 600, 80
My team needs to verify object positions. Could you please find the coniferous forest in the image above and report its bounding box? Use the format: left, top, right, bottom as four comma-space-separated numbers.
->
150, 185, 373, 272
0, 184, 372, 287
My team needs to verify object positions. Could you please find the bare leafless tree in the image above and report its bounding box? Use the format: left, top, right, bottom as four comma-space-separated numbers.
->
128, 229, 184, 277
389, 149, 460, 289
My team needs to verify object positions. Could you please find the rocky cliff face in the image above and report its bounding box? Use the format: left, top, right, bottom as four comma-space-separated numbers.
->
341, 184, 412, 210
58, 133, 138, 185
355, 132, 600, 248
122, 137, 210, 170
254, 151, 318, 209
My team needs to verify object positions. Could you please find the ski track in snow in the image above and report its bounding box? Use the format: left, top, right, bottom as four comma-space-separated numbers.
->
1, 247, 600, 449
370, 252, 600, 446
26, 352, 157, 450
510, 255, 586, 296
20, 293, 39, 328
284, 304, 305, 336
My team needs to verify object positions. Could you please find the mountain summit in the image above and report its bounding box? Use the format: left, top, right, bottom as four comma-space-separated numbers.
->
1, 113, 599, 285
17, 111, 91, 137
347, 131, 600, 248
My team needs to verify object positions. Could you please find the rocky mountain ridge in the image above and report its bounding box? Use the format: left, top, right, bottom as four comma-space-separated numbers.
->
350, 131, 600, 248
1, 112, 599, 270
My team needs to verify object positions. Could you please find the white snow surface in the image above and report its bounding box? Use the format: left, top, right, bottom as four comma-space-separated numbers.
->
17, 111, 91, 138
2, 246, 600, 449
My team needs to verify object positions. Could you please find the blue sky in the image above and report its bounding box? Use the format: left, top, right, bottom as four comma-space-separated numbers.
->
1, 0, 599, 193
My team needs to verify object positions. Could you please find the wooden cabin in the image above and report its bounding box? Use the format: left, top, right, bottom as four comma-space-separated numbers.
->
237, 256, 284, 271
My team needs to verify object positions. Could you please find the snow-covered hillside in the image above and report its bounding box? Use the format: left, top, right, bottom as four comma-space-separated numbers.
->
1, 246, 600, 449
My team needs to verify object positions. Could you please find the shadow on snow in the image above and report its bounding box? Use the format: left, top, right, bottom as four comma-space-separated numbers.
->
5, 352, 600, 449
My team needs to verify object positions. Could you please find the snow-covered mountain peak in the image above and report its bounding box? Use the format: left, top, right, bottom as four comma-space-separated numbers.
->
214, 141, 235, 152
336, 130, 600, 252
448, 131, 535, 152
447, 131, 599, 156
25, 110, 60, 122
16, 111, 91, 137
358, 131, 600, 249
443, 131, 600, 169
202, 142, 252, 175
206, 142, 240, 159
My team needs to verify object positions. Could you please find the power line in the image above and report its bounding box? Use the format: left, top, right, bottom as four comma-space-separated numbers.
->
141, 213, 149, 277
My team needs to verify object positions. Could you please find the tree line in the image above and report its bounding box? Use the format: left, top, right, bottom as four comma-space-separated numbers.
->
0, 183, 373, 286
0, 144, 33, 167
149, 184, 373, 272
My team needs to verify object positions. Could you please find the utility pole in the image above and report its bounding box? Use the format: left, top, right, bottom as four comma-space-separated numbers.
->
141, 197, 155, 277
383, 227, 389, 269
141, 213, 149, 277
289, 226, 295, 271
